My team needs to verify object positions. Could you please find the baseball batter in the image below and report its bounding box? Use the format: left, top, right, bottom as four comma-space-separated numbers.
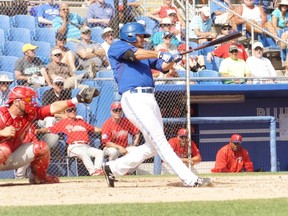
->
0, 86, 98, 183
48, 107, 104, 176
102, 22, 212, 187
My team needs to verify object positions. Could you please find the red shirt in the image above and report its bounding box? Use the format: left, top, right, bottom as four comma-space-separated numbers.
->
211, 143, 254, 173
0, 105, 51, 152
213, 43, 248, 61
49, 118, 95, 144
168, 137, 201, 158
101, 117, 139, 148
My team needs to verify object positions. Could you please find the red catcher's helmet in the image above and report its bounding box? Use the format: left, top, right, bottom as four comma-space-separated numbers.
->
230, 134, 242, 143
6, 86, 37, 104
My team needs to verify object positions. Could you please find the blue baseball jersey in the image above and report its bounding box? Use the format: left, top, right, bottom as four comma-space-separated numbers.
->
108, 40, 165, 94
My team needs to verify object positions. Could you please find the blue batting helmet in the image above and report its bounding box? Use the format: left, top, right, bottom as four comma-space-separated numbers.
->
120, 22, 151, 43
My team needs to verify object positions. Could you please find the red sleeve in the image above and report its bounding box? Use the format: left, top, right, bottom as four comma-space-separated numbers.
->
211, 145, 230, 173
101, 120, 112, 144
127, 120, 139, 135
37, 105, 52, 120
242, 47, 248, 61
191, 141, 201, 158
168, 138, 177, 151
242, 149, 254, 172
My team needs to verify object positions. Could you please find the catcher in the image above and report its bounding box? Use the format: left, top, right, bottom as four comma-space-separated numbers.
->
0, 86, 99, 184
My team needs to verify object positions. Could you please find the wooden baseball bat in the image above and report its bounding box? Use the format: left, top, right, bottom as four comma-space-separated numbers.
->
180, 31, 243, 55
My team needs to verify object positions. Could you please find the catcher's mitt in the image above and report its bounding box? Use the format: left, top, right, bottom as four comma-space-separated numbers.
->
76, 87, 100, 104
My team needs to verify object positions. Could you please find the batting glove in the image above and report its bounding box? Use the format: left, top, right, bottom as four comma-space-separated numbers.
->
173, 53, 183, 63
158, 52, 174, 63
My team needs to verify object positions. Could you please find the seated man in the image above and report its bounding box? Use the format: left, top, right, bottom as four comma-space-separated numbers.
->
168, 128, 202, 167
0, 75, 13, 106
46, 107, 103, 176
101, 102, 140, 161
210, 0, 236, 29
189, 6, 217, 44
219, 44, 251, 84
211, 134, 254, 173
87, 0, 114, 28
75, 26, 109, 78
36, 0, 60, 28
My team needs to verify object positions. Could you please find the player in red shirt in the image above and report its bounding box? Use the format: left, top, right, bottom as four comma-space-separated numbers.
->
48, 107, 103, 176
101, 102, 140, 161
0, 86, 97, 183
211, 134, 254, 173
168, 128, 202, 166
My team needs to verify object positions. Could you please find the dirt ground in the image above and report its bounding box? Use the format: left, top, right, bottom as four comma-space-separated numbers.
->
0, 174, 287, 206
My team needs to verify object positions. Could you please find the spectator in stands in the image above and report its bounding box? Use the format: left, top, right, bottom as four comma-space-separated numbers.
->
168, 128, 201, 167
154, 31, 178, 53
54, 32, 77, 72
0, 75, 13, 106
87, 0, 97, 6
15, 44, 52, 88
46, 48, 80, 89
215, 22, 234, 39
177, 43, 206, 72
210, 0, 236, 29
246, 42, 277, 84
189, 6, 217, 44
219, 45, 251, 84
52, 2, 86, 40
146, 0, 184, 26
207, 25, 248, 62
279, 31, 288, 75
235, 0, 279, 44
109, 5, 134, 29
101, 27, 115, 56
36, 0, 60, 28
101, 102, 140, 161
75, 26, 109, 78
211, 134, 254, 173
271, 0, 288, 30
150, 17, 180, 48
87, 0, 114, 28
46, 107, 104, 176
166, 9, 183, 41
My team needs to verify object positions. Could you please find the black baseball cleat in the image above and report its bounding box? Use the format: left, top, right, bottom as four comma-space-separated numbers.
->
102, 163, 115, 187
193, 177, 213, 187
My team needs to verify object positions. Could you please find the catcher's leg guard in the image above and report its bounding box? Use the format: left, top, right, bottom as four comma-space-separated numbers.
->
0, 144, 12, 165
29, 141, 59, 184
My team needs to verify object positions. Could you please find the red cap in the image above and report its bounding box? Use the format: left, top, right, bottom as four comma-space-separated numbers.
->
111, 102, 122, 110
118, 5, 123, 10
230, 134, 242, 143
178, 128, 189, 136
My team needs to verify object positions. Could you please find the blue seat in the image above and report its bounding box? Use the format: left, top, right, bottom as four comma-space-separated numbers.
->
4, 41, 24, 57
0, 15, 11, 34
34, 28, 56, 47
188, 41, 199, 56
200, 42, 215, 56
90, 27, 104, 43
96, 69, 114, 78
0, 56, 18, 72
8, 28, 32, 43
135, 16, 159, 36
197, 69, 222, 84
65, 41, 78, 52
0, 28, 6, 44
33, 41, 51, 65
11, 15, 37, 31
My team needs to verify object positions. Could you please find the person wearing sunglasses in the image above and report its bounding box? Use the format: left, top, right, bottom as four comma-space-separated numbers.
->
219, 44, 251, 84
0, 85, 98, 184
246, 42, 277, 84
168, 128, 202, 167
75, 26, 109, 79
47, 107, 103, 176
0, 75, 13, 106
100, 27, 115, 67
211, 134, 254, 173
102, 102, 140, 161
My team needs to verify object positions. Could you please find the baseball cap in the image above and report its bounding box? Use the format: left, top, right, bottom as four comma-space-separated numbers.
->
252, 41, 264, 50
230, 134, 242, 144
55, 32, 67, 41
160, 17, 172, 25
101, 27, 114, 38
162, 31, 173, 38
80, 26, 91, 33
229, 45, 238, 52
22, 44, 38, 53
0, 74, 13, 83
53, 76, 64, 83
51, 48, 62, 56
167, 9, 176, 16
111, 102, 122, 110
221, 23, 232, 29
178, 128, 189, 136
137, 19, 146, 26
200, 6, 210, 17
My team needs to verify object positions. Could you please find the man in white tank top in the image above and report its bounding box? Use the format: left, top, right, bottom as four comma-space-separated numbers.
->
235, 0, 278, 43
